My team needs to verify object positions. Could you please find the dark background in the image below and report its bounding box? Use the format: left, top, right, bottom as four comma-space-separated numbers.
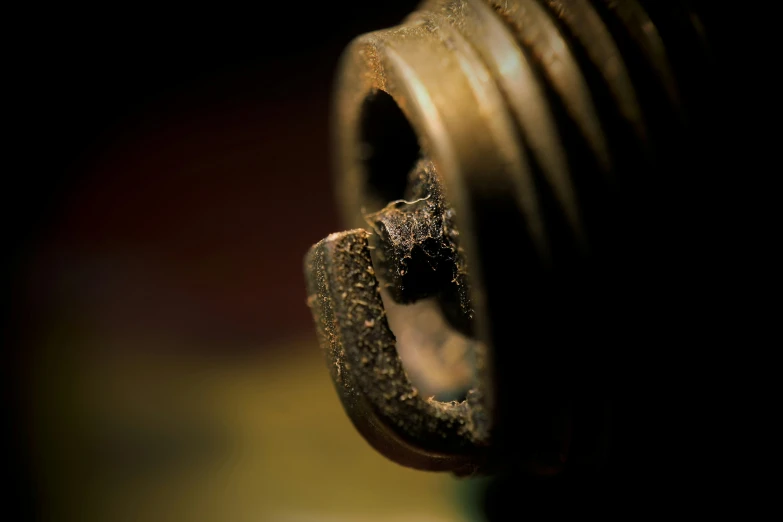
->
9, 2, 421, 346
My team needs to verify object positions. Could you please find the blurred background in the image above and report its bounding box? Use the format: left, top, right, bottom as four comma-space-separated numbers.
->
4, 3, 487, 521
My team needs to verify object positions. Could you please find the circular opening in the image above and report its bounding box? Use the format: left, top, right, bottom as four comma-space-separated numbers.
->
359, 90, 421, 208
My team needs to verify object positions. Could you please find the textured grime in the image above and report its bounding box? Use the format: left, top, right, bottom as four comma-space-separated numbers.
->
304, 229, 488, 472
364, 159, 475, 337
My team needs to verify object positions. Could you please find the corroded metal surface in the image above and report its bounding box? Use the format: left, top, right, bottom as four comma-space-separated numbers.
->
305, 0, 723, 481
305, 228, 489, 474
365, 159, 473, 336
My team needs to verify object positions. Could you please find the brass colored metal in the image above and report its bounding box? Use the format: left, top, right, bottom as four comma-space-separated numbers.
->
484, 0, 613, 172
307, 0, 721, 478
539, 0, 647, 143
417, 0, 585, 251
595, 0, 681, 111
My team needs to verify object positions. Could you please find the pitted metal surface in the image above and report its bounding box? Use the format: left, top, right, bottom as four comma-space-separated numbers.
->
305, 228, 489, 474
